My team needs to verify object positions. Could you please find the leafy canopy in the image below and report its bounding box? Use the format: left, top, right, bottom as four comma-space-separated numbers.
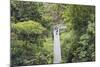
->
12, 20, 46, 34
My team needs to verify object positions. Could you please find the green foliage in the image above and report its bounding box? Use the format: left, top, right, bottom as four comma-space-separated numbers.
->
11, 1, 95, 66
12, 20, 46, 34
11, 0, 43, 23
61, 5, 95, 62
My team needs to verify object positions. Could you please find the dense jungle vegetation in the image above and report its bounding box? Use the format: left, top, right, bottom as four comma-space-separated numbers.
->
11, 0, 95, 66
